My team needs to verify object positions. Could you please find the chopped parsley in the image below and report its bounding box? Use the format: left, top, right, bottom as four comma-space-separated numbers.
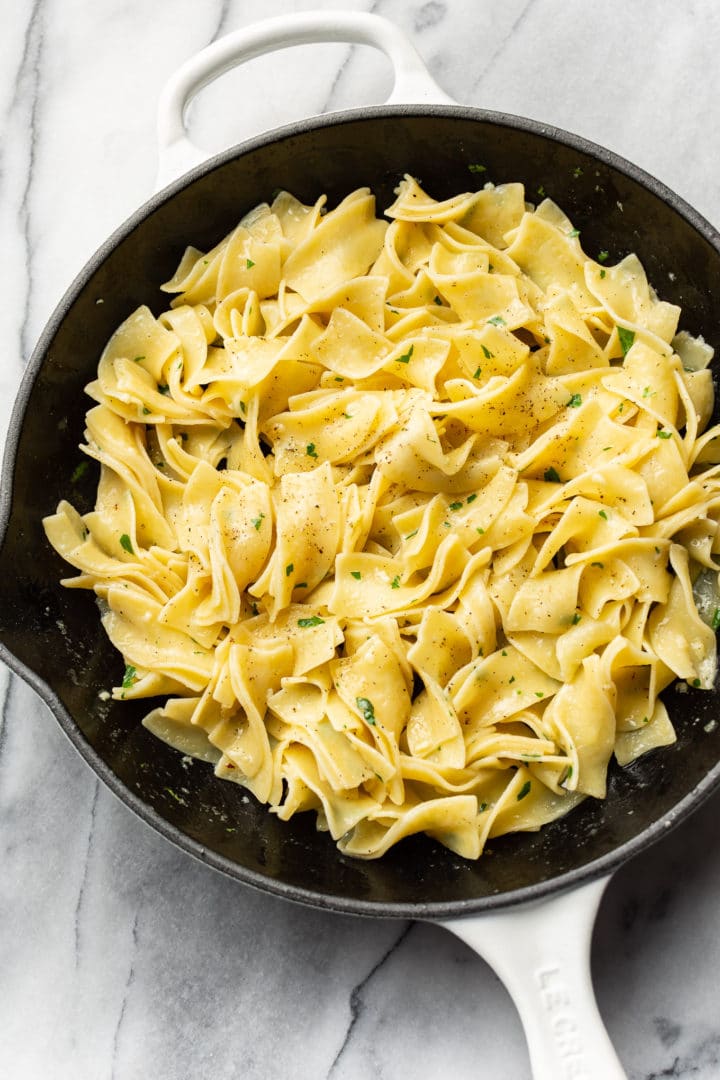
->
476, 527, 485, 535
350, 571, 362, 580
571, 613, 582, 625
391, 575, 401, 589
642, 386, 654, 398
479, 802, 488, 812
544, 466, 561, 483
487, 315, 506, 326
600, 269, 606, 279
468, 163, 487, 174
298, 616, 325, 628
473, 366, 482, 378
598, 250, 610, 263
692, 678, 702, 688
466, 493, 477, 503
121, 664, 137, 689
517, 780, 532, 801
433, 295, 443, 305
537, 184, 546, 197
567, 393, 582, 408
246, 258, 255, 268
71, 460, 89, 483
306, 443, 318, 459
396, 344, 414, 364
509, 675, 516, 684
405, 529, 418, 540
356, 697, 376, 725
142, 407, 151, 415
119, 533, 134, 554
158, 384, 170, 395
598, 509, 608, 520
481, 345, 494, 359
591, 561, 605, 569
535, 691, 544, 698
448, 501, 463, 511
568, 228, 580, 238
285, 562, 294, 577
251, 513, 265, 530
712, 608, 720, 632
618, 326, 636, 355
573, 166, 583, 178
133, 355, 145, 363
657, 428, 672, 439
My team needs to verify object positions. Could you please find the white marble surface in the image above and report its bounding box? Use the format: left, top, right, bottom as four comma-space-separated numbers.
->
2, 2, 720, 1077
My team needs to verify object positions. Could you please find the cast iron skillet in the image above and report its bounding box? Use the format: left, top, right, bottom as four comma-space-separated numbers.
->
1, 13, 719, 1078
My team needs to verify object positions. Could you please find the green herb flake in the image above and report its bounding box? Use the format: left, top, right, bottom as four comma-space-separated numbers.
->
591, 561, 605, 569
476, 527, 485, 535
306, 443, 318, 459
473, 366, 482, 379
479, 802, 488, 812
600, 268, 606, 279
71, 460, 89, 483
568, 228, 580, 238
657, 428, 672, 439
509, 675, 516, 684
467, 493, 477, 503
544, 466, 561, 483
712, 608, 720, 631
165, 787, 186, 805
517, 780, 532, 801
537, 184, 546, 197
334, 376, 345, 382
285, 562, 294, 577
567, 393, 582, 408
468, 163, 487, 174
598, 509, 608, 520
133, 355, 145, 363
433, 295, 443, 306
501, 650, 508, 656
350, 571, 362, 580
618, 326, 636, 356
481, 345, 494, 359
298, 616, 325, 628
598, 250, 610, 263
295, 582, 308, 589
405, 529, 418, 540
246, 258, 255, 268
251, 513, 265, 531
692, 678, 702, 688
448, 501, 463, 512
396, 344, 414, 364
121, 664, 137, 689
119, 533, 134, 554
571, 613, 582, 625
391, 575, 401, 589
573, 166, 583, 178
142, 407, 151, 416
487, 315, 506, 326
239, 400, 246, 414
642, 386, 654, 398
356, 696, 376, 725
535, 691, 544, 699
158, 384, 170, 395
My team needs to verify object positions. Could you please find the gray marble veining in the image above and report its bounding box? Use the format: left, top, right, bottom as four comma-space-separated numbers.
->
2, 2, 720, 1078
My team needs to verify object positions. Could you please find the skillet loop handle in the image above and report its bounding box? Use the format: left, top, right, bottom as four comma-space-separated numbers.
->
440, 876, 627, 1080
155, 11, 455, 190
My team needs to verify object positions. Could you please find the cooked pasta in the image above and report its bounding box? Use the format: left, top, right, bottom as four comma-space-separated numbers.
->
44, 176, 720, 860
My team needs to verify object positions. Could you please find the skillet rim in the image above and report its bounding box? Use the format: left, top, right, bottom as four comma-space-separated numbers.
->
2, 101, 720, 919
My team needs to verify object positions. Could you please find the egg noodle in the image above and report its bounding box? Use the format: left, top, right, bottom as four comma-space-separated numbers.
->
44, 176, 720, 859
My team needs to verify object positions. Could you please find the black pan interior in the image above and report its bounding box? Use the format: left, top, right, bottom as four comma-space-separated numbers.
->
2, 107, 720, 917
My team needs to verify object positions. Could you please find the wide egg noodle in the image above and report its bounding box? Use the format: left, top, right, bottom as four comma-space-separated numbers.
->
44, 176, 720, 861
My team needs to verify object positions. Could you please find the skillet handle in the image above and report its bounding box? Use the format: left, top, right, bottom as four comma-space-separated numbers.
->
439, 875, 627, 1080
155, 11, 456, 190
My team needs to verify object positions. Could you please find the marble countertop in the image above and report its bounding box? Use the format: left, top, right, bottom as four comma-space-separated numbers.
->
2, 2, 720, 1077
